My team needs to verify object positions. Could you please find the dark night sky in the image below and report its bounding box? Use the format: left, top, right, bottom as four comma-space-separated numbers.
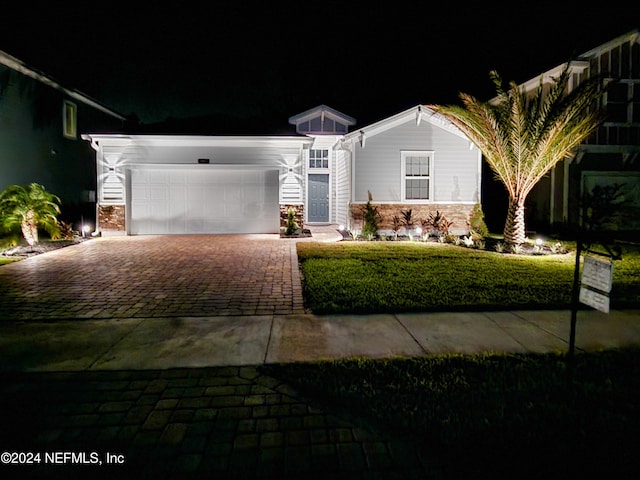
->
2, 2, 637, 131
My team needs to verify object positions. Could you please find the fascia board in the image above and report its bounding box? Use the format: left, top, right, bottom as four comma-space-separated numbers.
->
82, 134, 314, 149
0, 50, 126, 121
344, 105, 468, 142
488, 29, 640, 103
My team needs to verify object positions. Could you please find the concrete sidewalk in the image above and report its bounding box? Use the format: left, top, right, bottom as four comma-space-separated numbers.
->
2, 309, 639, 480
2, 309, 639, 372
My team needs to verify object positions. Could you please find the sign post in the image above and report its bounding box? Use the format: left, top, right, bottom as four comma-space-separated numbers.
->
568, 237, 620, 364
579, 256, 614, 313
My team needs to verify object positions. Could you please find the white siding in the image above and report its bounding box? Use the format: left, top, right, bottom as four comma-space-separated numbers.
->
351, 118, 479, 204
335, 149, 350, 226
93, 136, 310, 216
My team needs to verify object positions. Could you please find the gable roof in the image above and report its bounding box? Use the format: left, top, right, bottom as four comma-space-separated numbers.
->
288, 104, 356, 126
342, 105, 470, 146
502, 27, 640, 97
0, 49, 126, 121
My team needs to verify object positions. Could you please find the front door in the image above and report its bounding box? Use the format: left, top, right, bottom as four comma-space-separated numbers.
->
308, 174, 329, 223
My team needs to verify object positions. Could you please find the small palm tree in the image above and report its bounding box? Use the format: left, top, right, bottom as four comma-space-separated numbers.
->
429, 64, 605, 244
0, 183, 61, 246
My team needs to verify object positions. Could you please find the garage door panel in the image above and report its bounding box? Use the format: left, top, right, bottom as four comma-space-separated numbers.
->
130, 168, 279, 234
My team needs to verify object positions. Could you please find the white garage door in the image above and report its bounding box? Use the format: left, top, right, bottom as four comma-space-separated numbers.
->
130, 168, 279, 234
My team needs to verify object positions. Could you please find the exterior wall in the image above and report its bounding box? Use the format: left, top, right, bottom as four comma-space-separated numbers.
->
0, 64, 123, 231
303, 136, 341, 224
97, 204, 126, 234
527, 29, 640, 232
90, 136, 310, 234
344, 116, 480, 234
349, 203, 475, 236
335, 148, 350, 226
350, 119, 480, 204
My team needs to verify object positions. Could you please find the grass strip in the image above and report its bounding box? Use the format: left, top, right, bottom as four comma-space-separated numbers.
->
263, 349, 640, 478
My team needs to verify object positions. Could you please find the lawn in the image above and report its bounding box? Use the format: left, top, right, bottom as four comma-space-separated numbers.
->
297, 241, 640, 314
262, 348, 640, 478
0, 257, 20, 265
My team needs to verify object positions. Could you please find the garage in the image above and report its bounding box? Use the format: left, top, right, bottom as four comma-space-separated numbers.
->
129, 167, 279, 234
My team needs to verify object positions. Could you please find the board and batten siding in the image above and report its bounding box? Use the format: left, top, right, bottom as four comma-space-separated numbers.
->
349, 118, 480, 204
91, 135, 311, 209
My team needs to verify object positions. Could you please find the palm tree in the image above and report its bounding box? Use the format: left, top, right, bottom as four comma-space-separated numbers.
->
0, 183, 61, 246
429, 64, 605, 245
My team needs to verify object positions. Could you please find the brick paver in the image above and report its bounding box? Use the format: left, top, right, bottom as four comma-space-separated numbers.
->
0, 235, 306, 321
0, 367, 443, 479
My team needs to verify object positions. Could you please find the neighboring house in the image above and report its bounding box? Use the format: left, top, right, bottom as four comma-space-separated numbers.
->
82, 104, 481, 236
0, 49, 126, 231
492, 28, 640, 234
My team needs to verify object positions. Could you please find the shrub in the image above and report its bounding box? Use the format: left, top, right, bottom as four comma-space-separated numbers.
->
468, 203, 489, 238
391, 216, 402, 240
401, 209, 415, 237
57, 221, 76, 240
426, 210, 454, 237
284, 207, 299, 235
361, 191, 380, 240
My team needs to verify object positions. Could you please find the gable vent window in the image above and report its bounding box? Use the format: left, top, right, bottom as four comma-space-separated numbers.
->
401, 151, 432, 201
309, 149, 329, 169
63, 100, 77, 139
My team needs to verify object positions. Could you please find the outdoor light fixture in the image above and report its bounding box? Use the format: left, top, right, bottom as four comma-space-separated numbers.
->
82, 225, 91, 237
415, 226, 422, 235
338, 224, 345, 231
535, 238, 544, 246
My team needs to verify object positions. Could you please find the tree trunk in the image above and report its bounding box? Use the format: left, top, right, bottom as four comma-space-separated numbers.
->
21, 210, 38, 246
503, 198, 526, 245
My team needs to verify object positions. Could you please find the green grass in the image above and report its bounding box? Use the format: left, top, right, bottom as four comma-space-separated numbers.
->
262, 349, 640, 478
297, 241, 640, 314
0, 257, 20, 265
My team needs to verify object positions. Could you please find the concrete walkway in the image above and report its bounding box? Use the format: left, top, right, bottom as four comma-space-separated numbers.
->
2, 309, 640, 372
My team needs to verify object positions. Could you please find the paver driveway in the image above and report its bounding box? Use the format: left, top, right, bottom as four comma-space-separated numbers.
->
0, 235, 305, 321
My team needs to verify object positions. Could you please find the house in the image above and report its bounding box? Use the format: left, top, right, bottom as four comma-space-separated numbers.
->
0, 49, 126, 230
82, 104, 482, 236
492, 28, 640, 235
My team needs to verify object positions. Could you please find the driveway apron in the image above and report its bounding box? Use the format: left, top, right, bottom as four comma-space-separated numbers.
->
0, 235, 305, 321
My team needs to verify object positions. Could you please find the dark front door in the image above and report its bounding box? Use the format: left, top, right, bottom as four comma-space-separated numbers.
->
308, 174, 329, 223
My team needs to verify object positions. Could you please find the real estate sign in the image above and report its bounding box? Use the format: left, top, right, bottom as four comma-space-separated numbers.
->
579, 256, 614, 313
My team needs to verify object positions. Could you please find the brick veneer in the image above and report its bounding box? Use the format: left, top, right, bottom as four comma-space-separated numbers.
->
98, 204, 125, 232
349, 203, 475, 235
280, 204, 304, 229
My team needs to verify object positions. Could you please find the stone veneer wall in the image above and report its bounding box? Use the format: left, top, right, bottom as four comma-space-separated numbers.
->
98, 204, 126, 232
349, 203, 476, 235
280, 204, 304, 229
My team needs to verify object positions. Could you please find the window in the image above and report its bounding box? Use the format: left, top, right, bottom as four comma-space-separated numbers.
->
309, 149, 329, 169
63, 100, 77, 139
401, 151, 432, 201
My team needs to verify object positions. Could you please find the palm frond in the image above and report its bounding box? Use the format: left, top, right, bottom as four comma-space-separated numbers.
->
429, 62, 605, 242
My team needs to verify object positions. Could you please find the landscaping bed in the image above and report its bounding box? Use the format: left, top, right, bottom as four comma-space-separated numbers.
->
0, 237, 93, 263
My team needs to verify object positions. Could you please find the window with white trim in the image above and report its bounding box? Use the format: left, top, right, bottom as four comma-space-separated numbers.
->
401, 151, 432, 200
63, 100, 77, 139
309, 149, 329, 169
